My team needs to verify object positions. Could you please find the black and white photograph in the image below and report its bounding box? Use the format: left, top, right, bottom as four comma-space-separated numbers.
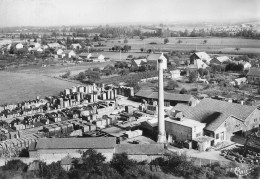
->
0, 0, 260, 178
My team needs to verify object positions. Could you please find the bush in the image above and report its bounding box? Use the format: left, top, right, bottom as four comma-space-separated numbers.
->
180, 88, 188, 94
3, 159, 28, 172
60, 71, 71, 78
166, 80, 179, 90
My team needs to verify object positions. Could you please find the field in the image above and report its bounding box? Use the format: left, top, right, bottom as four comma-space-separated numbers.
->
103, 37, 260, 54
0, 71, 80, 105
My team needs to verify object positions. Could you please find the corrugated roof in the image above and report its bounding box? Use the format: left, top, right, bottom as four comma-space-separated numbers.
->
115, 144, 164, 155
172, 98, 257, 132
247, 68, 260, 77
36, 137, 116, 150
135, 89, 193, 102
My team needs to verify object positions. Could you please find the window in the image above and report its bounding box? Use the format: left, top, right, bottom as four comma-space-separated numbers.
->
216, 133, 219, 139
254, 118, 258, 122
196, 133, 201, 137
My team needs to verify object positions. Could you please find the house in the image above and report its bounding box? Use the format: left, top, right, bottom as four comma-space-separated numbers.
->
131, 58, 147, 68
47, 43, 61, 49
233, 77, 247, 86
29, 137, 117, 162
234, 61, 252, 70
115, 144, 164, 162
247, 68, 260, 84
210, 56, 230, 64
172, 98, 260, 145
15, 43, 23, 49
70, 43, 82, 50
170, 70, 181, 79
79, 53, 92, 60
91, 54, 105, 62
63, 50, 76, 58
190, 52, 211, 64
135, 89, 196, 106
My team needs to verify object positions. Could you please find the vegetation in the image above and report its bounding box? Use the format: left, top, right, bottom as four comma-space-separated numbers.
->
0, 150, 241, 179
164, 38, 169, 44
166, 80, 179, 90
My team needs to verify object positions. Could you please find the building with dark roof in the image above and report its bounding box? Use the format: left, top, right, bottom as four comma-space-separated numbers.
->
247, 68, 260, 84
135, 89, 196, 106
29, 137, 116, 162
115, 144, 164, 162
172, 98, 260, 144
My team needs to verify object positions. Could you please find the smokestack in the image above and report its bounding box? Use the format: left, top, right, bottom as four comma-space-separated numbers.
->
157, 53, 167, 143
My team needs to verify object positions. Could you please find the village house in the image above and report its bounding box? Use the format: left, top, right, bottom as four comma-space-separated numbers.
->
234, 61, 252, 70
79, 52, 92, 60
131, 58, 147, 68
47, 43, 62, 49
90, 54, 105, 62
190, 52, 211, 64
172, 98, 260, 145
63, 50, 76, 58
247, 68, 260, 84
210, 56, 231, 64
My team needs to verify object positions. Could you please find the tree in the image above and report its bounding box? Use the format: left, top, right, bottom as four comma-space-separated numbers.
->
166, 80, 179, 90
180, 88, 188, 94
140, 36, 144, 40
189, 71, 198, 83
164, 38, 169, 44
177, 40, 182, 44
140, 48, 144, 52
3, 159, 28, 172
119, 69, 129, 76
60, 71, 71, 78
203, 40, 207, 44
85, 71, 101, 83
124, 38, 128, 43
111, 153, 137, 175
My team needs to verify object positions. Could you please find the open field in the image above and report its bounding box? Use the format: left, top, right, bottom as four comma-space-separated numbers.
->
103, 37, 260, 54
0, 71, 79, 105
7, 61, 113, 77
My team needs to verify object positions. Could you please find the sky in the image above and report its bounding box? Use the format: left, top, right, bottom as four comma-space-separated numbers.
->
0, 0, 259, 27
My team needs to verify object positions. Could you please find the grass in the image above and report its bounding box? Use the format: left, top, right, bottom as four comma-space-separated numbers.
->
0, 71, 79, 105
104, 37, 260, 54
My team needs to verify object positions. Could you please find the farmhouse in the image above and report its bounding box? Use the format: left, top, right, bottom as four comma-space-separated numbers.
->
29, 137, 117, 162
172, 98, 260, 144
247, 68, 260, 84
90, 54, 105, 62
135, 89, 196, 106
210, 56, 231, 64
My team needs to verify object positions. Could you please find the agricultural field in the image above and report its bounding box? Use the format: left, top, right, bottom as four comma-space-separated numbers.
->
0, 71, 80, 105
104, 37, 260, 54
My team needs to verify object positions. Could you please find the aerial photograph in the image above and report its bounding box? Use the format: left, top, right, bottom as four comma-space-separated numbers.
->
0, 0, 260, 178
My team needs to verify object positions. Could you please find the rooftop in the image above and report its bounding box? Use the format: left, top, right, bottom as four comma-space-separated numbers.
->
135, 89, 193, 102
35, 137, 116, 150
165, 117, 206, 128
115, 144, 164, 155
172, 98, 257, 132
247, 68, 260, 77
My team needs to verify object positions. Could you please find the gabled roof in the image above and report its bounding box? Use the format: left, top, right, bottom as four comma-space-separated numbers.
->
135, 89, 193, 102
247, 68, 260, 77
63, 50, 75, 54
173, 98, 257, 132
35, 137, 116, 150
133, 59, 147, 66
79, 53, 91, 57
115, 144, 164, 155
213, 56, 230, 63
147, 54, 161, 61
194, 52, 211, 62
